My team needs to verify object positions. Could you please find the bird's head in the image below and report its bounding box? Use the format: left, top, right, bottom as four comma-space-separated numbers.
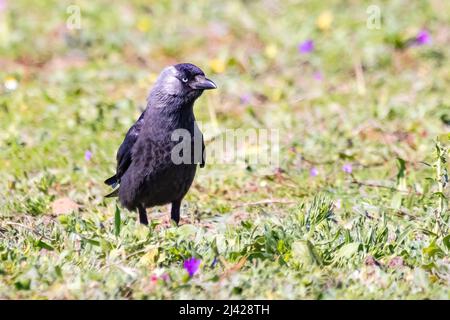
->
150, 63, 217, 105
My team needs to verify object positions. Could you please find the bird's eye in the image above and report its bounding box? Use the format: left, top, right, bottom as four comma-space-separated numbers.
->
182, 77, 188, 83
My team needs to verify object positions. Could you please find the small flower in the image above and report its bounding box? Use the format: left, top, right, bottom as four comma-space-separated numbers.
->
342, 163, 352, 174
160, 273, 170, 282
313, 71, 323, 81
298, 40, 314, 54
136, 16, 152, 33
0, 0, 7, 12
183, 257, 201, 277
84, 150, 92, 161
209, 58, 226, 74
309, 167, 318, 177
414, 29, 431, 46
240, 94, 251, 104
264, 43, 278, 59
334, 199, 342, 209
316, 11, 333, 31
150, 274, 158, 283
4, 76, 18, 91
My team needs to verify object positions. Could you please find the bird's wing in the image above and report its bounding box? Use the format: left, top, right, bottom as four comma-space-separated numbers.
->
115, 110, 146, 181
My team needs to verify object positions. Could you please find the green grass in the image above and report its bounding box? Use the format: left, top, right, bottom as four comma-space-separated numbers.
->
0, 0, 449, 299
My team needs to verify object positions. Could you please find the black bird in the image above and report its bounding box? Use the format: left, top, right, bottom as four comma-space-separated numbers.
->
104, 63, 217, 225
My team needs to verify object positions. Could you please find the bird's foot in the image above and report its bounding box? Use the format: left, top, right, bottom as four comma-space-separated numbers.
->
138, 205, 149, 225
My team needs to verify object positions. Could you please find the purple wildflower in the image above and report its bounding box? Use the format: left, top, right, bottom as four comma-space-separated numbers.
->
160, 273, 170, 282
334, 199, 342, 209
240, 94, 251, 104
313, 71, 323, 81
415, 29, 431, 46
342, 163, 352, 174
310, 167, 318, 177
298, 40, 314, 54
183, 257, 201, 277
84, 150, 92, 161
0, 0, 6, 12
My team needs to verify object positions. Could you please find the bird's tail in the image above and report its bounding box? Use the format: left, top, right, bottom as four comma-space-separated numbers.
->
104, 175, 119, 197
104, 175, 119, 188
105, 188, 119, 198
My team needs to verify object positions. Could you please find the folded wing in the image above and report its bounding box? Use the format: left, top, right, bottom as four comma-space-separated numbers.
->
104, 110, 146, 191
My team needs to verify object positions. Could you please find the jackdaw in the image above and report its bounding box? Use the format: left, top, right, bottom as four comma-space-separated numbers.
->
104, 63, 217, 225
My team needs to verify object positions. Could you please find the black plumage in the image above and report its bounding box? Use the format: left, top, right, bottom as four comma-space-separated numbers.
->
104, 63, 216, 225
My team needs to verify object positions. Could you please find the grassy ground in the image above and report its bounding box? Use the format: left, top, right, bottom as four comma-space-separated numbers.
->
0, 0, 449, 299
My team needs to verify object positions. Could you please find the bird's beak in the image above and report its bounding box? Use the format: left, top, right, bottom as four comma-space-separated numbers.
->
190, 76, 217, 90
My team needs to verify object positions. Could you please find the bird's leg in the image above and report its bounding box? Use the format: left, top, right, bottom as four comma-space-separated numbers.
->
138, 205, 148, 225
170, 199, 182, 225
